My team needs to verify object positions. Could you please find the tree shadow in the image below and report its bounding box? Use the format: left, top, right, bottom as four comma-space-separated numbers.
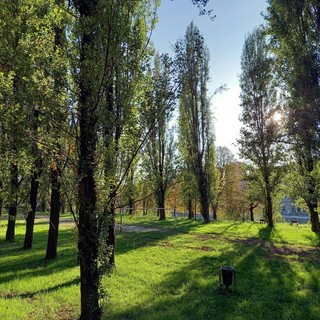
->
0, 228, 78, 284
1, 277, 80, 299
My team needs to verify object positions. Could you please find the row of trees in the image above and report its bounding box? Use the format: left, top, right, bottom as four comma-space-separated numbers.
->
238, 0, 320, 232
0, 1, 221, 319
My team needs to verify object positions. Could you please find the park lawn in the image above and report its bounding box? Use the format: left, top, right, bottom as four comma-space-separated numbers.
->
0, 215, 319, 320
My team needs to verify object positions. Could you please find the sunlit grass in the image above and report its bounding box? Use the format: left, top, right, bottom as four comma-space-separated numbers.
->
0, 214, 319, 319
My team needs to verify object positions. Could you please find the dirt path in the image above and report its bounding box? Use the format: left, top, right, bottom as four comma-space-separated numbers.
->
117, 225, 164, 232
35, 216, 162, 232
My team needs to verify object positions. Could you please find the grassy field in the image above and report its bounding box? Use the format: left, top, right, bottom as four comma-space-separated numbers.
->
0, 214, 320, 320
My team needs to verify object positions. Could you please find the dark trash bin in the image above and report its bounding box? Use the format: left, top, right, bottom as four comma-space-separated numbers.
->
219, 266, 235, 288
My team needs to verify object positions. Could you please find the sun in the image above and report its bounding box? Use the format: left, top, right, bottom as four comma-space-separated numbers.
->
272, 111, 282, 123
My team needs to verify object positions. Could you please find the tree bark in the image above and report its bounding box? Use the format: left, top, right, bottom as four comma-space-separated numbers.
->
78, 120, 100, 320
187, 196, 194, 219
128, 197, 134, 215
6, 204, 18, 241
198, 172, 210, 223
212, 203, 218, 220
23, 156, 42, 249
76, 0, 101, 318
307, 202, 320, 232
45, 162, 61, 259
106, 200, 116, 267
306, 175, 320, 232
6, 161, 18, 241
0, 180, 3, 221
264, 172, 274, 228
157, 188, 166, 220
249, 203, 257, 222
265, 193, 273, 228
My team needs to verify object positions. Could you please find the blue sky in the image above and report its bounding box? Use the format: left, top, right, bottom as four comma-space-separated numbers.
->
151, 0, 268, 156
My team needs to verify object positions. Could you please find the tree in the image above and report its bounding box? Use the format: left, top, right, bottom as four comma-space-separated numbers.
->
238, 27, 284, 228
242, 164, 265, 222
0, 0, 35, 242
176, 22, 216, 223
265, 0, 320, 232
72, 1, 159, 318
45, 0, 69, 260
180, 165, 198, 219
141, 54, 177, 220
73, 0, 106, 317
213, 146, 235, 219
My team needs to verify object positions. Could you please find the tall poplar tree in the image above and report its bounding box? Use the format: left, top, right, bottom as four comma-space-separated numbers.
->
141, 54, 177, 220
176, 22, 215, 223
238, 27, 284, 228
45, 0, 69, 259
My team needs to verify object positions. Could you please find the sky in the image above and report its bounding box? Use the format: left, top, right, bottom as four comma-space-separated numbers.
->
151, 0, 268, 157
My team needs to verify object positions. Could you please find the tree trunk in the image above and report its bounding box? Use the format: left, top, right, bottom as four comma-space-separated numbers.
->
264, 174, 274, 228
23, 157, 42, 249
212, 203, 218, 220
45, 163, 61, 259
0, 180, 3, 221
128, 197, 134, 215
265, 194, 273, 228
0, 198, 2, 221
106, 203, 116, 267
306, 173, 320, 232
298, 155, 320, 232
98, 199, 116, 272
78, 140, 100, 320
187, 196, 194, 219
77, 0, 101, 316
249, 206, 254, 222
6, 161, 18, 241
198, 173, 210, 223
6, 203, 18, 241
249, 203, 257, 222
307, 202, 320, 232
306, 177, 320, 232
157, 189, 166, 220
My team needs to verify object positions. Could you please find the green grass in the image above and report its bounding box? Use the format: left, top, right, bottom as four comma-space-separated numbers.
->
0, 215, 320, 319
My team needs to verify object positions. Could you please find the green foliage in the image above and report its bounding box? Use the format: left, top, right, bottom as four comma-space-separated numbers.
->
140, 53, 178, 218
239, 27, 285, 226
176, 22, 216, 221
265, 0, 320, 231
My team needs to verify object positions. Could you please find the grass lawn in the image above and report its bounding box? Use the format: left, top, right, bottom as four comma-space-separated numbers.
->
0, 214, 320, 319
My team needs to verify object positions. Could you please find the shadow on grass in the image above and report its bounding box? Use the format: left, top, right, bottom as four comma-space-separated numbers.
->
0, 227, 78, 284
1, 277, 80, 299
107, 226, 320, 320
